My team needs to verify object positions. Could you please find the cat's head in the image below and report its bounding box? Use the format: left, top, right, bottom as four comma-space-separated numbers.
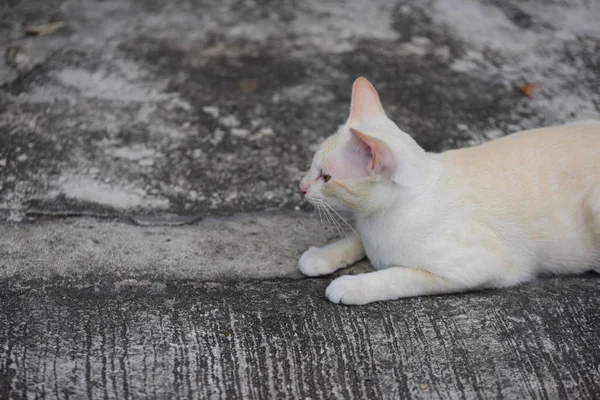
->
299, 77, 433, 215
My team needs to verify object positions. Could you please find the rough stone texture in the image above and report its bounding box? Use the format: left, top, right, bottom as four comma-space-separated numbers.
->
1, 0, 599, 219
2, 0, 600, 398
1, 277, 599, 399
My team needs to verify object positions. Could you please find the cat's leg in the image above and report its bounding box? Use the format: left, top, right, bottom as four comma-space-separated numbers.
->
326, 266, 476, 305
299, 234, 365, 277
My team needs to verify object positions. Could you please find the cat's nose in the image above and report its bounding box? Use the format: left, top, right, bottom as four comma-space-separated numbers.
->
299, 181, 308, 195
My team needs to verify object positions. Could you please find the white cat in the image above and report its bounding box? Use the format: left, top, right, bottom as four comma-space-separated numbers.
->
299, 77, 600, 305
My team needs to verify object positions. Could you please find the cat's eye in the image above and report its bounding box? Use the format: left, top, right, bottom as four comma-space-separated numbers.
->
322, 172, 331, 183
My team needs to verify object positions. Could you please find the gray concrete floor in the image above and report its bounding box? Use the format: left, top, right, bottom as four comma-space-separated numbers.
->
1, 277, 600, 399
1, 0, 600, 398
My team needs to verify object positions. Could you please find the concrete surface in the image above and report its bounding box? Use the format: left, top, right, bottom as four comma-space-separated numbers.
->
2, 0, 600, 398
1, 276, 600, 399
0, 213, 313, 281
2, 0, 599, 219
0, 213, 375, 281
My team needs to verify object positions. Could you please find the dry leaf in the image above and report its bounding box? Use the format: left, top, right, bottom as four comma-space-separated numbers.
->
519, 83, 539, 98
240, 79, 259, 94
24, 21, 65, 36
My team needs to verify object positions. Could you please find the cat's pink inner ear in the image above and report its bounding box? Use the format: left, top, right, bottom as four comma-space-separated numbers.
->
347, 77, 386, 126
349, 128, 396, 177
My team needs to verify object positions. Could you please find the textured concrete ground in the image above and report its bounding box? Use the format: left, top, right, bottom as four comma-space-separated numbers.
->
2, 0, 599, 219
1, 0, 600, 398
1, 277, 600, 399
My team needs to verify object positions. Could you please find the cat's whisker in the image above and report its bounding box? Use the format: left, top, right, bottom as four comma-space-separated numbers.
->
311, 199, 348, 240
316, 205, 324, 225
323, 203, 346, 240
330, 210, 349, 241
313, 200, 328, 224
327, 204, 358, 237
318, 204, 332, 230
317, 203, 336, 236
319, 201, 340, 235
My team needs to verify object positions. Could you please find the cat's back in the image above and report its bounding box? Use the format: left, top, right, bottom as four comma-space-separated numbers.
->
437, 122, 600, 273
448, 122, 600, 162
441, 122, 600, 191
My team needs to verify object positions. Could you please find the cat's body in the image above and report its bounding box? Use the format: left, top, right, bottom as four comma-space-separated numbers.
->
299, 77, 600, 305
358, 123, 600, 283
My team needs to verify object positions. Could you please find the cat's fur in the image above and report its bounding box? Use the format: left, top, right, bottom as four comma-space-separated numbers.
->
299, 77, 600, 305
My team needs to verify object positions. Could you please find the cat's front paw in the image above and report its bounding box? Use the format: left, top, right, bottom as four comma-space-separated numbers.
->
299, 246, 341, 277
326, 275, 371, 305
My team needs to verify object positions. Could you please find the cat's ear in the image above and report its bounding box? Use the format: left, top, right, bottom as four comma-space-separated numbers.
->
348, 127, 396, 178
347, 77, 386, 126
